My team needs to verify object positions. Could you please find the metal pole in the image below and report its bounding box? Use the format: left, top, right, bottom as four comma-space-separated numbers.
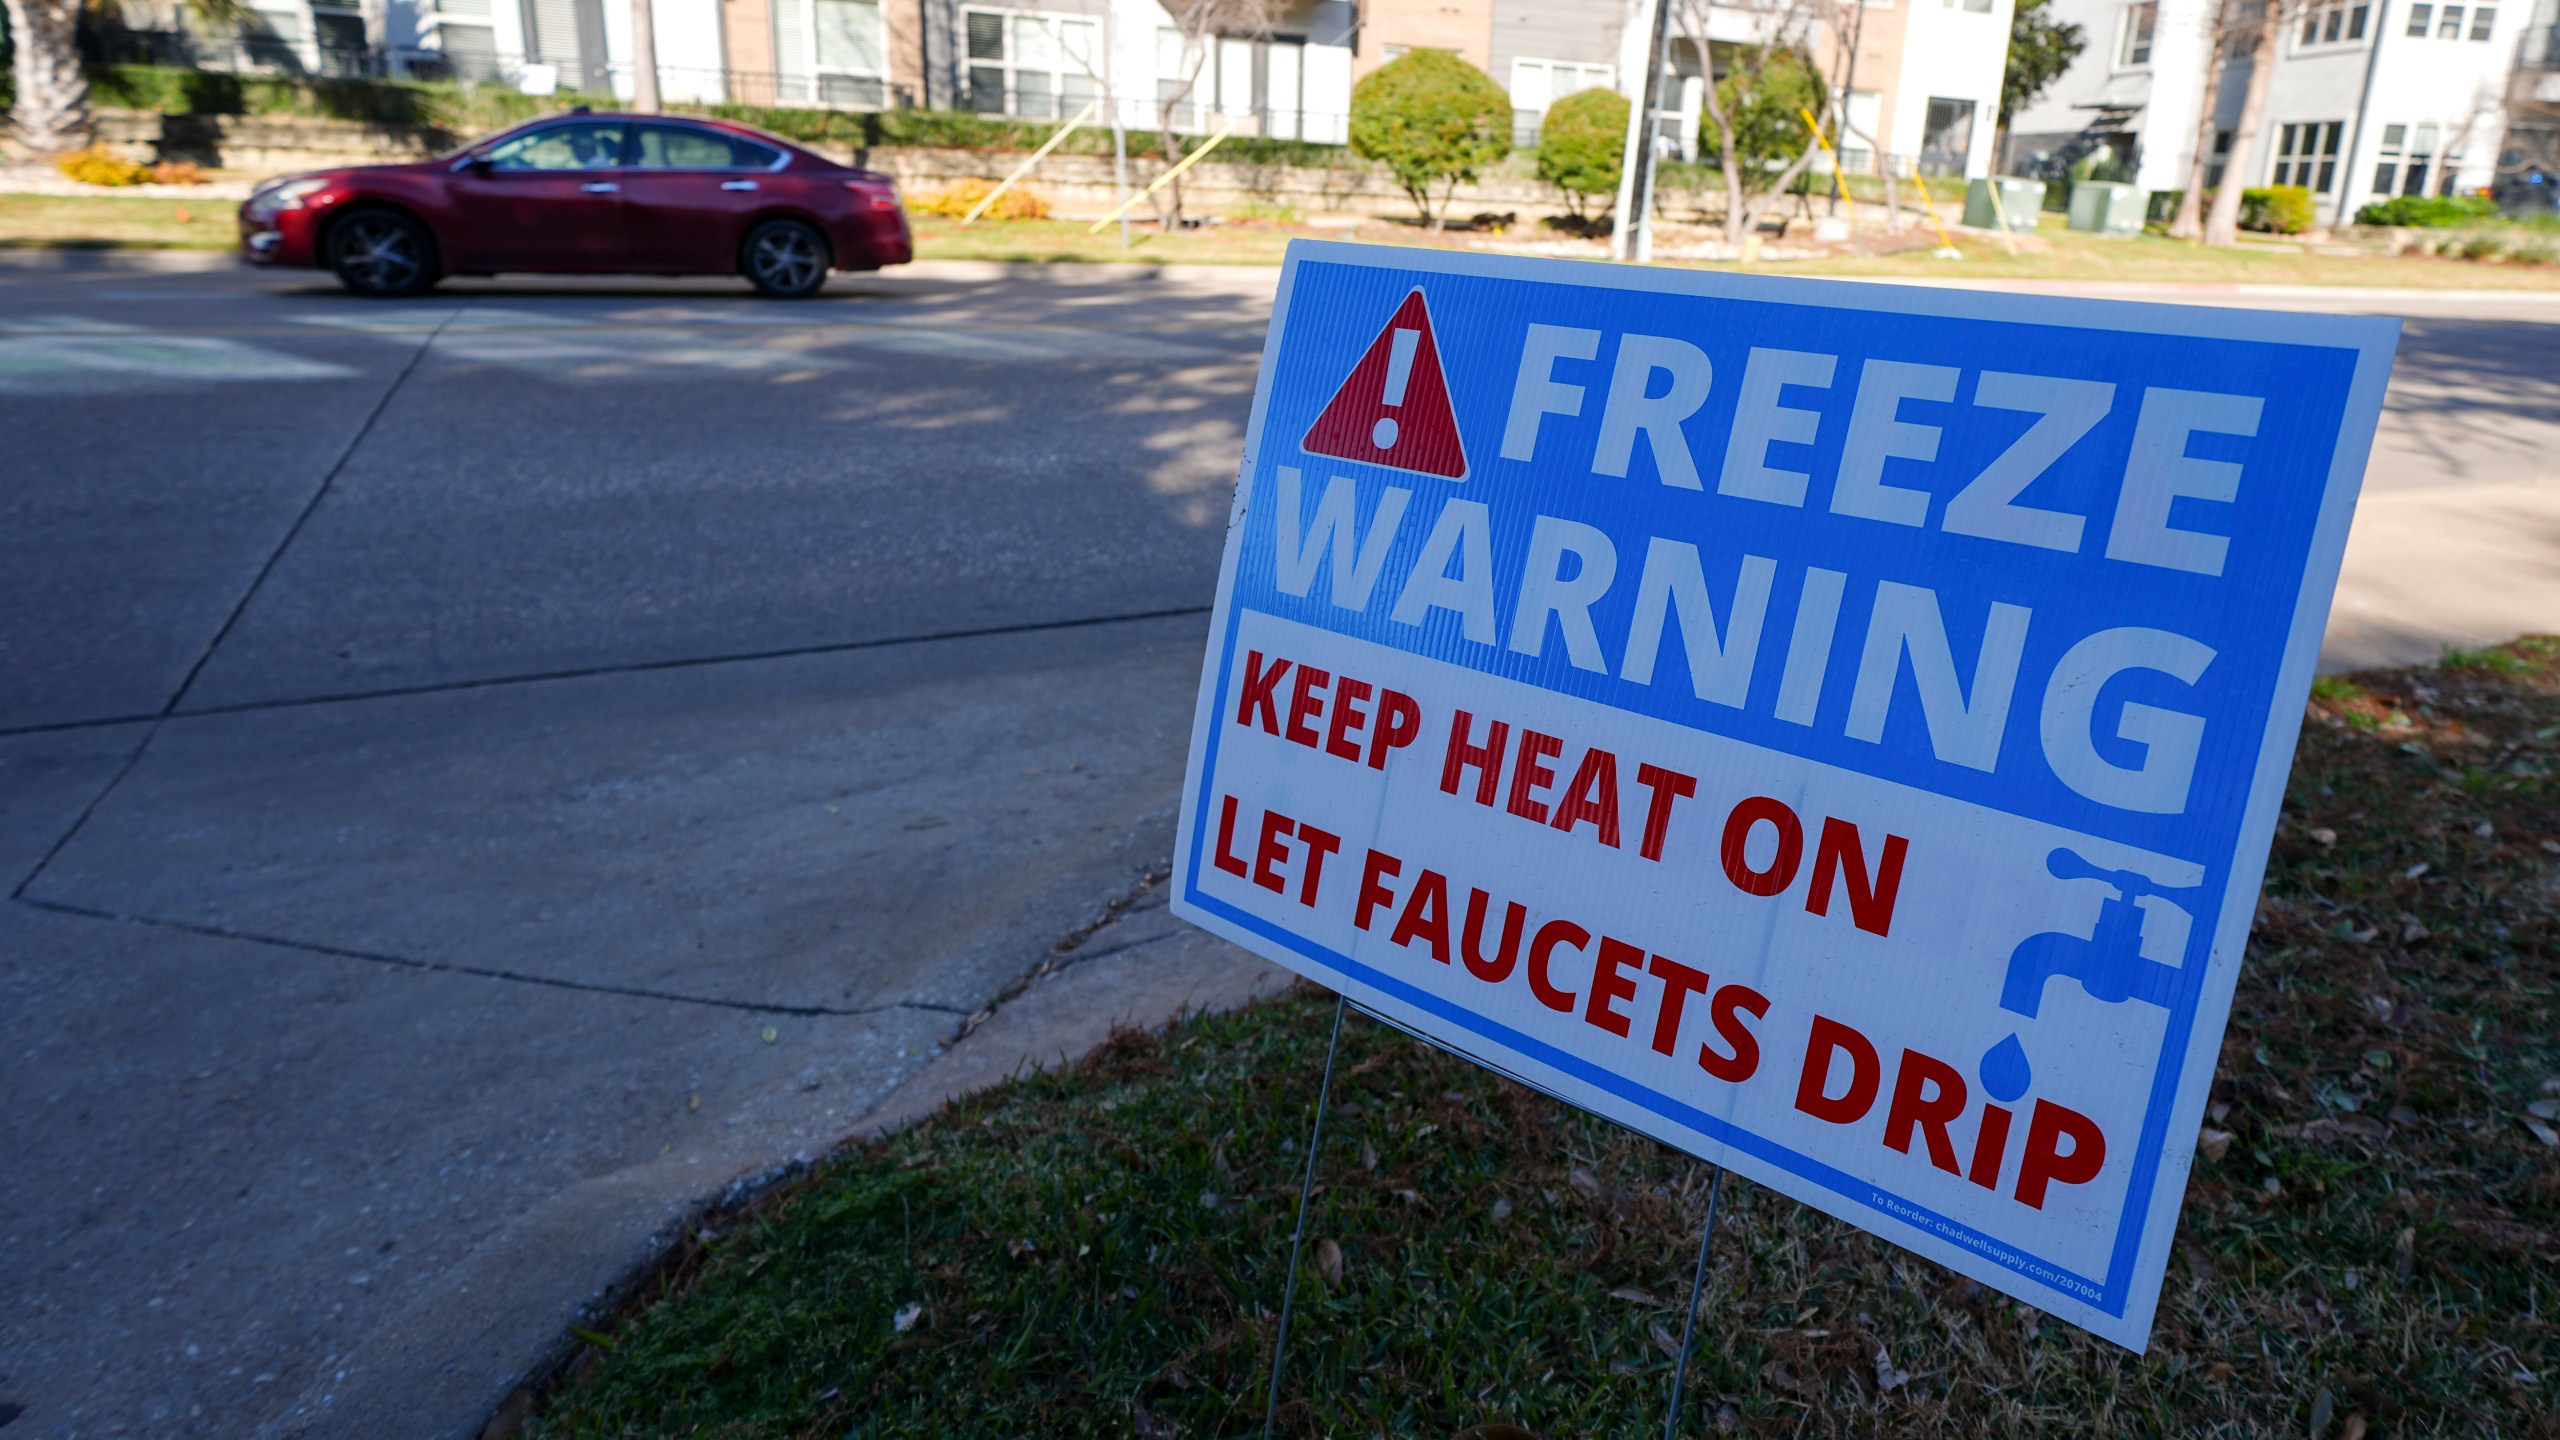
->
1633, 0, 1674, 263
1263, 995, 1349, 1440
1610, 0, 1663, 260
1661, 1166, 1726, 1440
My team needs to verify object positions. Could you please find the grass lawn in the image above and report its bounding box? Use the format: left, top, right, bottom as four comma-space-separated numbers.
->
9, 193, 2560, 292
0, 193, 238, 249
530, 640, 2560, 1439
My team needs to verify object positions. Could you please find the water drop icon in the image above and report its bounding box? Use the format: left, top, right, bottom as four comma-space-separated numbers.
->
1980, 1033, 2033, 1103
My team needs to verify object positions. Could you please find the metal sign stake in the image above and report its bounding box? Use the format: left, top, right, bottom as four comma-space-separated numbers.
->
1263, 994, 1349, 1440
1661, 1166, 1726, 1440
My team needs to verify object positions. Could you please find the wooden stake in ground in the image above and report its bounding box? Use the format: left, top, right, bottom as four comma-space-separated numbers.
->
1089, 122, 1233, 234
965, 101, 1099, 225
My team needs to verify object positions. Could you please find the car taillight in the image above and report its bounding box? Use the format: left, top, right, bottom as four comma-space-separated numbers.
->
843, 181, 899, 212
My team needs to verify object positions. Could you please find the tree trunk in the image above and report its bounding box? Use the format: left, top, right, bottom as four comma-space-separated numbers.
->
6, 0, 93, 155
2169, 1, 2232, 241
2202, 0, 2281, 246
629, 0, 663, 113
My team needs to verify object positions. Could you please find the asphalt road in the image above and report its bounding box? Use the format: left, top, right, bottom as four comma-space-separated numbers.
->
3, 254, 2557, 1439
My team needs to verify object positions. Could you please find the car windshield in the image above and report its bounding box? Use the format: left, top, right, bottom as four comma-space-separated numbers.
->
484, 122, 629, 171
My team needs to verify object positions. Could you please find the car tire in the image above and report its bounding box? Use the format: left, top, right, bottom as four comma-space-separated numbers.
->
741, 218, 829, 299
326, 208, 439, 298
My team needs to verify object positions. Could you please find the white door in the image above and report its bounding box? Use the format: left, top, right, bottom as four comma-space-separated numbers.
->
1267, 42, 1302, 139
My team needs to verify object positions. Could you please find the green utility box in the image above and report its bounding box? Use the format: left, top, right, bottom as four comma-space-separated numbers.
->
2068, 180, 2145, 235
1962, 176, 2046, 232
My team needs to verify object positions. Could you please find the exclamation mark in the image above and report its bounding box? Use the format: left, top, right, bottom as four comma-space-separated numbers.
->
1371, 327, 1419, 450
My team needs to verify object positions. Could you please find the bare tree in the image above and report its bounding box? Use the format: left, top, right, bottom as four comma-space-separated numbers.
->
2202, 0, 2300, 244
2168, 0, 2238, 239
1146, 0, 1281, 227
1818, 0, 1905, 231
1675, 0, 1836, 245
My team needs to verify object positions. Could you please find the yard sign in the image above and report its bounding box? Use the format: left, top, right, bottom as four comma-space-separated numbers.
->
1172, 241, 2398, 1349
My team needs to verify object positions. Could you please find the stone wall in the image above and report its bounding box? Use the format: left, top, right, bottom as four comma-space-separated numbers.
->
96, 109, 458, 172
81, 107, 1701, 223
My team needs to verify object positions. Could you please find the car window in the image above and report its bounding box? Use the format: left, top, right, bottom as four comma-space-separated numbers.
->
485, 122, 629, 172
632, 124, 784, 170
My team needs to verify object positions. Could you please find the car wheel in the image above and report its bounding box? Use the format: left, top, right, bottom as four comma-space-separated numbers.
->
741, 218, 829, 299
326, 209, 439, 298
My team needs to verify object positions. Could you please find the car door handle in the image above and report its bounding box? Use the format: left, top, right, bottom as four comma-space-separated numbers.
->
721, 179, 760, 191
581, 181, 620, 194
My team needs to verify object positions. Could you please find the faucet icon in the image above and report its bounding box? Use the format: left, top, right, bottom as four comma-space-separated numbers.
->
1999, 848, 2197, 1020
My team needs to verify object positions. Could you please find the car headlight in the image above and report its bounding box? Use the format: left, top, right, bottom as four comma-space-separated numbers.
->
247, 178, 331, 217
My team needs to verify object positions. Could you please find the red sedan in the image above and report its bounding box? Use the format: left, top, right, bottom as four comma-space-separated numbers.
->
239, 110, 910, 299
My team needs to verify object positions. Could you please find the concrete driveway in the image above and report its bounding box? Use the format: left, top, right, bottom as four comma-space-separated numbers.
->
2, 254, 2555, 1439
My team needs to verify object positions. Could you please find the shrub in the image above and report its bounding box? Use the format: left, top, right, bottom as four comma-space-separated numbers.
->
1710, 48, 1828, 198
2458, 230, 2507, 261
2511, 238, 2559, 266
909, 178, 1050, 221
1535, 85, 1627, 221
2354, 193, 2500, 227
54, 147, 154, 186
147, 159, 207, 185
1349, 48, 1511, 226
2239, 184, 2315, 234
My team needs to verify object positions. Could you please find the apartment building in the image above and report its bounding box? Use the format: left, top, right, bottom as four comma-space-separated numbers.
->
1348, 0, 2007, 175
298, 0, 1999, 178
2007, 0, 2527, 222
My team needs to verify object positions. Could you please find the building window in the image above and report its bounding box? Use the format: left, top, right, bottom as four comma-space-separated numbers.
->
1946, 0, 1993, 15
2405, 2, 2431, 32
2118, 1, 2157, 63
1920, 96, 1976, 175
2470, 5, 2496, 36
2437, 4, 2465, 34
2403, 123, 2438, 193
2206, 127, 2233, 187
966, 9, 1099, 119
1507, 57, 1615, 146
2371, 123, 2404, 193
2270, 120, 2343, 191
806, 0, 886, 107
2297, 0, 2369, 44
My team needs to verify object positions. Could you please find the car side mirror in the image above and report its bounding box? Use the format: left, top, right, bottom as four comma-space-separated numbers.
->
464, 154, 494, 173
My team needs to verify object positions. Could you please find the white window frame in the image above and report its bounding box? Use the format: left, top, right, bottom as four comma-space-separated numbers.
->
797, 0, 889, 109
2117, 1, 2158, 66
2268, 119, 2343, 192
967, 8, 1104, 120
2292, 0, 2370, 49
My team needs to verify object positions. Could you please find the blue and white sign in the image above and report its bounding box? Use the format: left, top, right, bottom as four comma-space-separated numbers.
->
1171, 241, 2397, 1349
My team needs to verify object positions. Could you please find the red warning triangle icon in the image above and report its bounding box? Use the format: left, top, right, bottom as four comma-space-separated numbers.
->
1300, 288, 1468, 480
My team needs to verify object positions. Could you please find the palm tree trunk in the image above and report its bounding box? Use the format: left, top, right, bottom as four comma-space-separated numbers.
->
2169, 0, 2232, 240
6, 0, 93, 154
2201, 0, 2282, 246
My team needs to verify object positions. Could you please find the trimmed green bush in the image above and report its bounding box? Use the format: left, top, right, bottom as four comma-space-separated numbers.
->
2239, 184, 2315, 234
1349, 47, 1512, 225
2354, 193, 2502, 227
1535, 85, 1626, 221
